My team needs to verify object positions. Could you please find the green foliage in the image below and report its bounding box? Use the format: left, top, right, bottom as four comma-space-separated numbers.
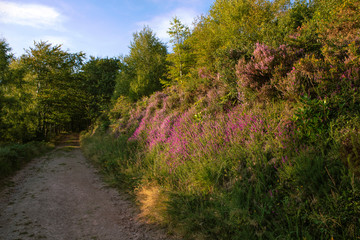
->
166, 17, 195, 86
114, 27, 168, 101
0, 57, 39, 142
0, 39, 13, 81
109, 95, 133, 131
0, 39, 14, 141
172, 0, 317, 94
236, 43, 304, 102
279, 0, 314, 32
81, 0, 360, 237
0, 142, 53, 181
112, 56, 133, 100
293, 95, 331, 143
332, 116, 360, 183
279, 0, 318, 52
188, 0, 285, 81
23, 41, 87, 138
1, 41, 89, 142
2, 0, 357, 238
80, 131, 143, 189
81, 56, 120, 122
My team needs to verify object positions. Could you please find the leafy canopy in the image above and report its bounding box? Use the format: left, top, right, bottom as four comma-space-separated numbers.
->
114, 27, 168, 101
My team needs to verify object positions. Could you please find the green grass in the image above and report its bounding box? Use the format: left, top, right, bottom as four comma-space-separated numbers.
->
80, 131, 143, 190
81, 102, 360, 239
0, 141, 53, 182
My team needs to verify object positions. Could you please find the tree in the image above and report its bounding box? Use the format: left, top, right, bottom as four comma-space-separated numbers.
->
112, 55, 133, 100
185, 0, 280, 87
0, 59, 38, 142
0, 39, 12, 81
114, 27, 168, 101
0, 39, 15, 142
166, 17, 194, 85
21, 41, 86, 139
81, 56, 120, 122
0, 39, 13, 107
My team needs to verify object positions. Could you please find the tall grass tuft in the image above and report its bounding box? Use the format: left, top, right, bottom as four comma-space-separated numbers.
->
0, 142, 53, 182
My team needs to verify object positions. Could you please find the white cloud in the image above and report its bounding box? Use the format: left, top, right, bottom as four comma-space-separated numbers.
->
137, 7, 198, 41
0, 1, 65, 30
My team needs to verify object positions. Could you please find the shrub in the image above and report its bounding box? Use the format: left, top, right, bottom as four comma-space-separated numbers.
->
0, 142, 52, 181
236, 43, 303, 102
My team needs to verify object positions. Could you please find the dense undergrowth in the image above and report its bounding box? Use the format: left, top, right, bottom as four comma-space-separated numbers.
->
81, 96, 360, 239
81, 0, 360, 239
0, 142, 53, 182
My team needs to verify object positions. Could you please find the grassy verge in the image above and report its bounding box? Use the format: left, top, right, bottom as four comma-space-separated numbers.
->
80, 131, 139, 189
81, 1, 360, 238
0, 142, 54, 182
81, 99, 360, 239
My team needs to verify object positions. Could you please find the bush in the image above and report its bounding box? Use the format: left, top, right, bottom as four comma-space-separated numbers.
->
236, 43, 303, 102
0, 142, 53, 181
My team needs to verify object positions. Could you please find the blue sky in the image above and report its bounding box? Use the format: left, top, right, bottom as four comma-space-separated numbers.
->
0, 0, 214, 58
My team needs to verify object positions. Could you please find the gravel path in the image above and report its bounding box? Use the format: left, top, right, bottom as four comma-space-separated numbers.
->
0, 143, 173, 240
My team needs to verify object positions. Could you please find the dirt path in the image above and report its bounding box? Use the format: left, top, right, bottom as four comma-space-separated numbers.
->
0, 140, 172, 240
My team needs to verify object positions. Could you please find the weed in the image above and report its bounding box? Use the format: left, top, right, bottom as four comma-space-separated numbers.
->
0, 142, 53, 181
